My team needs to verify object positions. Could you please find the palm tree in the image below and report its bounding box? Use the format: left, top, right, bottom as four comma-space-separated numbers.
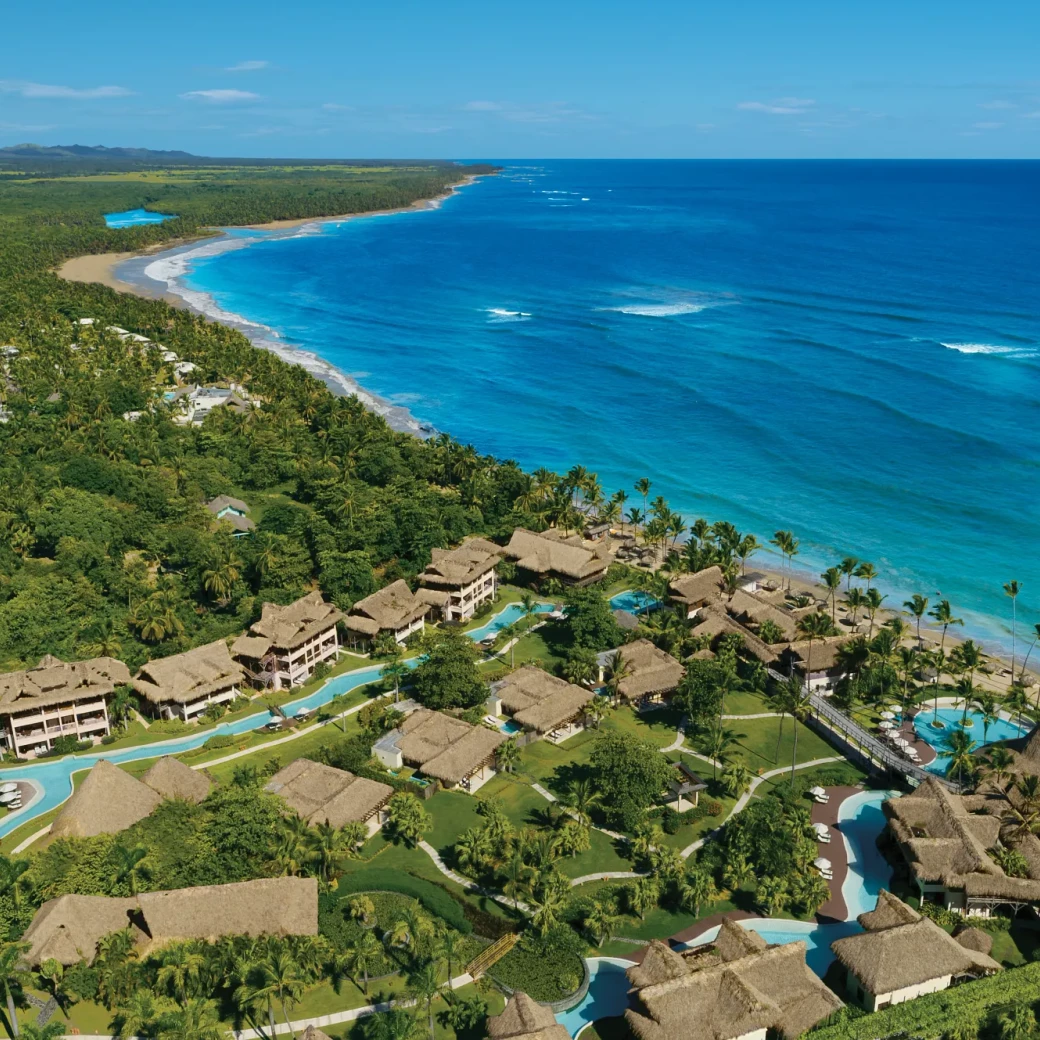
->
345, 929, 382, 994
253, 941, 306, 1038
796, 611, 833, 690
407, 960, 441, 1040
0, 856, 29, 910
1006, 684, 1030, 736
1004, 580, 1022, 678
897, 646, 919, 709
854, 561, 878, 591
386, 793, 432, 848
79, 617, 123, 658
436, 928, 465, 988
987, 746, 1015, 792
156, 997, 224, 1040
1021, 623, 1040, 694
115, 990, 160, 1040
820, 568, 842, 624
380, 659, 410, 704
156, 942, 207, 1004
997, 1004, 1036, 1040
903, 594, 930, 648
844, 588, 867, 630
305, 820, 362, 887
502, 851, 532, 910
721, 760, 755, 798
604, 650, 631, 705
929, 599, 964, 651
362, 1008, 422, 1040
634, 478, 652, 523
496, 738, 522, 774
770, 530, 795, 590
110, 843, 150, 895
839, 556, 859, 594
108, 685, 139, 730
697, 721, 743, 780
972, 693, 999, 744
776, 675, 811, 784
945, 727, 978, 785
626, 875, 660, 920
565, 777, 602, 825
863, 588, 886, 639
954, 677, 979, 727
0, 940, 32, 1038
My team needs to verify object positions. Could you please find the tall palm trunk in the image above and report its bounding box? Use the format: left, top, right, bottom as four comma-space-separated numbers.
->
773, 713, 786, 764
6, 988, 19, 1039
268, 999, 277, 1040
790, 721, 799, 785
281, 999, 297, 1039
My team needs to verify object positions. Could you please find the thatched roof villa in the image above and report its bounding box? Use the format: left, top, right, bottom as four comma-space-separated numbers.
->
489, 665, 593, 737
232, 591, 343, 690
596, 639, 684, 705
502, 528, 610, 587
51, 757, 213, 839
0, 654, 131, 759
487, 990, 570, 1039
668, 565, 725, 618
625, 919, 843, 1040
372, 707, 505, 791
133, 639, 244, 722
264, 758, 392, 831
22, 876, 318, 965
689, 606, 780, 666
830, 890, 1001, 1011
418, 537, 501, 622
885, 778, 1040, 915
343, 579, 431, 648
204, 494, 255, 534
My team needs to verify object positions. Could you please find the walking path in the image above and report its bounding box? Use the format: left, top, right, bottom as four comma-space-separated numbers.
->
721, 712, 782, 720
418, 840, 532, 914
569, 870, 645, 887
811, 786, 860, 922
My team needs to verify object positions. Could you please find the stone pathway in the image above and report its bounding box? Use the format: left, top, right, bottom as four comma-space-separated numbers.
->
569, 870, 646, 887
418, 840, 532, 914
721, 712, 783, 720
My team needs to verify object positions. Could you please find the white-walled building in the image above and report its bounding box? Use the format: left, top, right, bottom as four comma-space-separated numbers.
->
133, 640, 244, 722
344, 580, 430, 649
417, 538, 500, 622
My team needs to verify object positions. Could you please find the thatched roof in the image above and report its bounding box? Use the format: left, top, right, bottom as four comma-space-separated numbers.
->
629, 940, 698, 989
205, 495, 249, 515
0, 654, 131, 715
51, 760, 162, 839
299, 1029, 334, 1040
22, 877, 318, 965
391, 708, 506, 784
419, 538, 501, 589
727, 590, 798, 640
502, 528, 609, 582
783, 637, 849, 674
487, 991, 569, 1039
668, 566, 725, 606
691, 606, 780, 665
133, 639, 244, 706
265, 758, 392, 826
857, 888, 921, 932
344, 580, 428, 636
714, 917, 768, 961
883, 780, 1040, 898
140, 756, 212, 804
492, 666, 593, 733
232, 592, 343, 657
955, 926, 994, 955
610, 639, 683, 701
832, 893, 1001, 995
625, 936, 842, 1040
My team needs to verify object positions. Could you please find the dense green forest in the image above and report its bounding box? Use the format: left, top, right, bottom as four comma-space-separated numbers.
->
0, 157, 538, 672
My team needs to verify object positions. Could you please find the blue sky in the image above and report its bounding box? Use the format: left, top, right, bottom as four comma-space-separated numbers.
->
3, 0, 1039, 158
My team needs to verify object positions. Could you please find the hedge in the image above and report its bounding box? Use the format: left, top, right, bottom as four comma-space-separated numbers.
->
333, 871, 472, 934
810, 962, 1040, 1040
203, 734, 236, 750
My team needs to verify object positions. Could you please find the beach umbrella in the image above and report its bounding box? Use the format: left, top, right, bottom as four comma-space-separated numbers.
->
878, 720, 895, 730
813, 857, 832, 870
895, 737, 910, 748
880, 711, 896, 720
0, 792, 15, 804
0, 782, 17, 794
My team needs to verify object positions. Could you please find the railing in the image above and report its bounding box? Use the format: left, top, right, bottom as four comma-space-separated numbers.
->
806, 693, 964, 792
466, 932, 518, 978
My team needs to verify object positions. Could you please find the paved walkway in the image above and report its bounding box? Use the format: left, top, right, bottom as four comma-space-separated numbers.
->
721, 712, 782, 720
811, 786, 860, 922
418, 840, 531, 914
570, 870, 646, 887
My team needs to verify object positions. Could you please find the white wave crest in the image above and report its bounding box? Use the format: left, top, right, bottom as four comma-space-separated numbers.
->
609, 302, 710, 317
940, 342, 1019, 355
486, 308, 531, 322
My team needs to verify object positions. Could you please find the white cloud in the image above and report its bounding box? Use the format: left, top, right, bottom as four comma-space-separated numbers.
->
978, 100, 1015, 110
738, 97, 815, 115
463, 100, 502, 111
0, 80, 132, 99
972, 121, 1004, 129
181, 89, 261, 103
226, 60, 268, 72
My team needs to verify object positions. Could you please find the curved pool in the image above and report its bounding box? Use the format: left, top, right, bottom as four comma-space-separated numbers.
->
555, 958, 633, 1038
608, 590, 659, 614
467, 600, 554, 642
914, 708, 1032, 776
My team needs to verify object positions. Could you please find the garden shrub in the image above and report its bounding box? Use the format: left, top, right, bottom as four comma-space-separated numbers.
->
203, 733, 235, 750
662, 807, 681, 834
491, 926, 585, 1002
334, 871, 472, 934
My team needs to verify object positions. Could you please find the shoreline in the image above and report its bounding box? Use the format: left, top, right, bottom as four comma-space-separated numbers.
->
56, 174, 484, 435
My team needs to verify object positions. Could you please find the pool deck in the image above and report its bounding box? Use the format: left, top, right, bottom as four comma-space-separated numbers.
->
627, 909, 762, 963
812, 785, 861, 923
900, 711, 937, 767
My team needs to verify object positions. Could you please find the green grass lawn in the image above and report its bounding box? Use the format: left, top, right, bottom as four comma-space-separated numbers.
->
722, 687, 775, 716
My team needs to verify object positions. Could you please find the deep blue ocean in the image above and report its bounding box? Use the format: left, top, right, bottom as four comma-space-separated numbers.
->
144, 160, 1040, 651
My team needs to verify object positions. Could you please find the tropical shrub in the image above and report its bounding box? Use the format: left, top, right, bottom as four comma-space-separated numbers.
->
332, 872, 472, 934
491, 926, 585, 1002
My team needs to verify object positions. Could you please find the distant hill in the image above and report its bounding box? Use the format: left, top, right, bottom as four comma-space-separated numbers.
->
0, 143, 201, 162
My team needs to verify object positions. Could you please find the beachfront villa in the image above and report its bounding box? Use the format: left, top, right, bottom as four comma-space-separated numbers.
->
372, 707, 505, 792
264, 758, 393, 836
132, 639, 245, 722
204, 494, 256, 535
231, 591, 343, 690
21, 877, 317, 966
690, 606, 780, 667
595, 639, 684, 706
487, 991, 569, 1039
885, 778, 1040, 916
727, 589, 799, 642
0, 654, 129, 759
502, 527, 610, 587
417, 538, 501, 622
488, 665, 593, 740
830, 890, 1001, 1011
169, 382, 255, 426
343, 579, 432, 649
49, 757, 211, 840
668, 565, 725, 619
625, 919, 843, 1040
779, 638, 850, 693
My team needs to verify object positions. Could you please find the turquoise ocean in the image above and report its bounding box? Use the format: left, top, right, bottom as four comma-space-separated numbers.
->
127, 160, 1040, 652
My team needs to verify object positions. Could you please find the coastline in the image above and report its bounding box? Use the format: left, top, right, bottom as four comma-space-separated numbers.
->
56, 174, 483, 436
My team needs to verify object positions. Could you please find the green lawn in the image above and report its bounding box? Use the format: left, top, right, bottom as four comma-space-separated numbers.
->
722, 687, 775, 716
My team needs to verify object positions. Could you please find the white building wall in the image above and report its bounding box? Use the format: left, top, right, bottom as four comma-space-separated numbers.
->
849, 972, 953, 1011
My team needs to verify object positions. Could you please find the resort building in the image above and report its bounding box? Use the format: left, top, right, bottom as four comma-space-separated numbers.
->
204, 494, 255, 535
668, 565, 725, 619
133, 639, 245, 722
690, 607, 780, 667
502, 528, 610, 587
417, 538, 501, 622
830, 890, 1001, 1011
779, 638, 849, 693
595, 639, 684, 706
726, 589, 799, 642
885, 778, 1040, 916
21, 877, 318, 966
625, 919, 843, 1040
344, 580, 431, 649
232, 592, 343, 690
50, 757, 212, 839
372, 707, 505, 792
0, 654, 130, 760
487, 991, 569, 1039
489, 665, 594, 740
170, 383, 254, 426
264, 759, 393, 836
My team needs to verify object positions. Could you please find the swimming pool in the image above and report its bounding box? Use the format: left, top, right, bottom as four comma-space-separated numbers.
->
467, 600, 554, 642
555, 958, 633, 1037
914, 708, 1032, 776
609, 589, 659, 614
104, 208, 176, 228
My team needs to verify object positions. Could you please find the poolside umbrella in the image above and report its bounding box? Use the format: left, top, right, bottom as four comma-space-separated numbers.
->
895, 737, 910, 748
813, 822, 830, 836
813, 857, 832, 871
880, 711, 896, 720
878, 720, 895, 730
810, 786, 827, 797
887, 705, 902, 713
0, 792, 15, 803
0, 782, 17, 794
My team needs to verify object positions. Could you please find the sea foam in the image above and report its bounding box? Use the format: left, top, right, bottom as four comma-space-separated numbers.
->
486, 308, 531, 322
940, 342, 1036, 358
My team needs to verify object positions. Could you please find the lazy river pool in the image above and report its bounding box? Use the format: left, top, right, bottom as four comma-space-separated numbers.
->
914, 707, 1032, 776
